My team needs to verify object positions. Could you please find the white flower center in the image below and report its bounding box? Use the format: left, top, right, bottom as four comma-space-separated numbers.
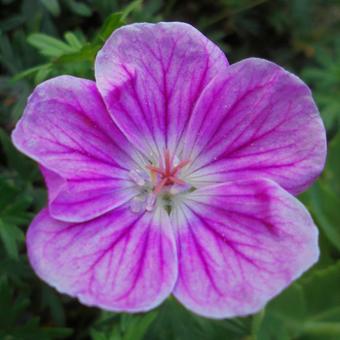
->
128, 149, 193, 213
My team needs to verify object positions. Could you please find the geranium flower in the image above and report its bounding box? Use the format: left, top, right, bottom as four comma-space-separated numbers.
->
12, 22, 326, 318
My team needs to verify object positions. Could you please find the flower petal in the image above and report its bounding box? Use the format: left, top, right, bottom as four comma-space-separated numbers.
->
40, 166, 137, 222
183, 58, 326, 195
27, 206, 177, 312
12, 76, 139, 222
171, 179, 319, 318
95, 22, 228, 157
40, 166, 66, 203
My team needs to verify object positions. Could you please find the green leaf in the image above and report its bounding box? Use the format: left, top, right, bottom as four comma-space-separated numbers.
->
0, 127, 22, 168
96, 12, 125, 43
325, 132, 340, 197
41, 285, 66, 326
0, 257, 32, 281
27, 33, 76, 57
303, 322, 340, 337
0, 277, 29, 329
40, 326, 73, 338
256, 284, 306, 339
122, 311, 158, 340
34, 63, 52, 83
145, 298, 248, 340
300, 132, 340, 252
12, 63, 51, 81
64, 32, 83, 49
302, 262, 340, 321
55, 43, 99, 63
0, 128, 38, 180
0, 220, 24, 260
121, 0, 143, 20
67, 0, 92, 17
58, 12, 126, 66
39, 0, 61, 16
90, 329, 112, 340
0, 277, 73, 339
256, 262, 340, 339
0, 175, 33, 223
0, 15, 26, 31
307, 182, 340, 251
251, 309, 266, 338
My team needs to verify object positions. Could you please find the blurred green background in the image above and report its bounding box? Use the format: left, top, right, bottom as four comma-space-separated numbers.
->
0, 0, 340, 339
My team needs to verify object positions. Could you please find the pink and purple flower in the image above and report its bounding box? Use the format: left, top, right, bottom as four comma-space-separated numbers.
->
12, 22, 326, 318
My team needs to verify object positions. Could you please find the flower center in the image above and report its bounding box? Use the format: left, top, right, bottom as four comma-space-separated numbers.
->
146, 149, 190, 194
129, 149, 191, 213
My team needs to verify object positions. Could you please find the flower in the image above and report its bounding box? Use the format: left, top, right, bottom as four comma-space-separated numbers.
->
12, 22, 326, 318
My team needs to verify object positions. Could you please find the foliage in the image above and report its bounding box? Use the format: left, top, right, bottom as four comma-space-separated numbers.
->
0, 0, 339, 339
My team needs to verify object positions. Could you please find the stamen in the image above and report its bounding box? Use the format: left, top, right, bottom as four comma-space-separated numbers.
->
154, 177, 168, 194
146, 164, 163, 175
172, 159, 190, 175
164, 148, 171, 175
168, 176, 185, 185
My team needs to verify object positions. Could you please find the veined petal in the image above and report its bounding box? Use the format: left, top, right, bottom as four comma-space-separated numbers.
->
171, 179, 319, 318
183, 58, 326, 195
40, 167, 137, 222
27, 206, 177, 312
40, 166, 66, 203
12, 76, 139, 222
95, 22, 228, 157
